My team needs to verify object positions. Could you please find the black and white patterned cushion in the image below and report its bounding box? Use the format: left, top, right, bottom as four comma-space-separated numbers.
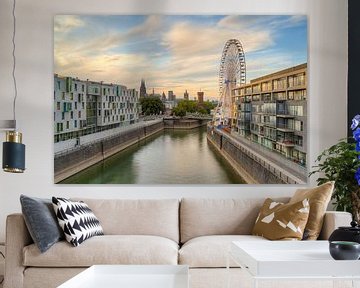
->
52, 197, 104, 247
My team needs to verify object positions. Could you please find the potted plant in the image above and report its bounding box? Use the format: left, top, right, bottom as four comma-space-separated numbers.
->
310, 115, 360, 222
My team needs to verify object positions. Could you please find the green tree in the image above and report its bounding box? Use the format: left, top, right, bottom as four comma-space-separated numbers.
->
173, 100, 215, 117
140, 97, 165, 115
173, 106, 186, 117
200, 101, 215, 114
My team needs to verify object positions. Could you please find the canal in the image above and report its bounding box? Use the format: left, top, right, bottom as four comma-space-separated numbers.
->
61, 126, 245, 184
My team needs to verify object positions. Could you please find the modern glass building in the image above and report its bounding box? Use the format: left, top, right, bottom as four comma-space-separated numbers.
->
232, 63, 307, 167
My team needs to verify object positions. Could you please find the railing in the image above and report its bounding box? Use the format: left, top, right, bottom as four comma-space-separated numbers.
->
54, 119, 163, 156
277, 123, 294, 130
263, 121, 276, 127
212, 128, 307, 183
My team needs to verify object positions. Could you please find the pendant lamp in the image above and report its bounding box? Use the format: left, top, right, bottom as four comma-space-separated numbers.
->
1, 0, 25, 173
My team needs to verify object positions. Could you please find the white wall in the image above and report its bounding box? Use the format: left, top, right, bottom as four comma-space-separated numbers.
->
0, 0, 348, 242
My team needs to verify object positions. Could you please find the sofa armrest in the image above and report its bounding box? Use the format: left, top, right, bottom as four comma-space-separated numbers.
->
4, 214, 33, 288
318, 211, 352, 240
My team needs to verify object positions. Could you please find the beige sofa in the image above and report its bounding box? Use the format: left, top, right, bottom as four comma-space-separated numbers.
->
4, 198, 352, 288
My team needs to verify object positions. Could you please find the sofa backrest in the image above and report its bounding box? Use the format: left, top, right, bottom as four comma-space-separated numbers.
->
73, 198, 180, 243
180, 198, 289, 243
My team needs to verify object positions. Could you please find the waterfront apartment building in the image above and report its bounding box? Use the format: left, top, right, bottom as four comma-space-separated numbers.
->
232, 63, 307, 166
54, 75, 139, 143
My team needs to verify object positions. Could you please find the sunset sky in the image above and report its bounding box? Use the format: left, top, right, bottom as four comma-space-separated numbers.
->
54, 15, 307, 100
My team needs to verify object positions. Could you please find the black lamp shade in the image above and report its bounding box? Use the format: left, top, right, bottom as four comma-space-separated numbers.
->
3, 141, 25, 173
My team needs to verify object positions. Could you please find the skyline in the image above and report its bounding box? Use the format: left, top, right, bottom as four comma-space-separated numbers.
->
54, 15, 307, 100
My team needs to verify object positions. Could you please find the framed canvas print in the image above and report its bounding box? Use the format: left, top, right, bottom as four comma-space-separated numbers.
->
54, 15, 307, 184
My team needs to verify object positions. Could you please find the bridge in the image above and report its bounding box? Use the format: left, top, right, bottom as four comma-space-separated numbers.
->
184, 113, 212, 120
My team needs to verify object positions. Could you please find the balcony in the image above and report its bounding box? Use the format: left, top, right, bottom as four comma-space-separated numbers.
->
263, 121, 276, 128
276, 139, 295, 147
277, 109, 295, 118
277, 123, 294, 132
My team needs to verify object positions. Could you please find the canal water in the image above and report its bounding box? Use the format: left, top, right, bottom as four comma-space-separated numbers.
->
61, 126, 245, 184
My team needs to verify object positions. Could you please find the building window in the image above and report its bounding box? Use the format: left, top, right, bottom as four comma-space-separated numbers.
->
74, 120, 77, 128
66, 121, 69, 129
70, 93, 73, 100
62, 92, 65, 100
295, 135, 303, 147
75, 102, 77, 110
74, 83, 78, 91
273, 77, 286, 90
82, 84, 85, 92
78, 111, 81, 118
62, 112, 65, 120
70, 111, 73, 119
294, 120, 303, 132
57, 102, 60, 110
289, 105, 303, 116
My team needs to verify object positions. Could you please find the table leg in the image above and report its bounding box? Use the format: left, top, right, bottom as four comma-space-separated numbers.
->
252, 278, 258, 288
226, 251, 230, 288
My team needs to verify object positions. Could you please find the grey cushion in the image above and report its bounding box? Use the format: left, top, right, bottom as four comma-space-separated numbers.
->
20, 195, 64, 253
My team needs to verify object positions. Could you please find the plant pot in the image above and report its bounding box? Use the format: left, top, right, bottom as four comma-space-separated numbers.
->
329, 221, 360, 244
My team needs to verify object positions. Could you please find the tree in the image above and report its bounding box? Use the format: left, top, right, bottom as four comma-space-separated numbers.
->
200, 101, 216, 114
140, 97, 165, 115
172, 100, 215, 117
172, 106, 186, 117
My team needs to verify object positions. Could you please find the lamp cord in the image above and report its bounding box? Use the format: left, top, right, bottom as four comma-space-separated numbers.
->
12, 0, 17, 130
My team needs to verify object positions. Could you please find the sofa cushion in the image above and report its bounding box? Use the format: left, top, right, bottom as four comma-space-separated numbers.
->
290, 181, 334, 240
252, 198, 310, 240
52, 197, 104, 247
72, 199, 179, 243
179, 235, 267, 268
23, 235, 178, 267
20, 195, 64, 253
180, 198, 289, 243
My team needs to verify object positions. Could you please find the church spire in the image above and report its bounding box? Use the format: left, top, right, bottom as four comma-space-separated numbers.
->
140, 79, 147, 97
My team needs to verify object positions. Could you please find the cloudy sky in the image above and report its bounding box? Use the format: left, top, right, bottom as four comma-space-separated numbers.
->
54, 15, 307, 100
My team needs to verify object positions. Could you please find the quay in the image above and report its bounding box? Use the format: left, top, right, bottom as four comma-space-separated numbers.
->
54, 117, 210, 183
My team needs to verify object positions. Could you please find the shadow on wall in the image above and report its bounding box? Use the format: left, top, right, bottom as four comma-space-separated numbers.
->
127, 0, 171, 12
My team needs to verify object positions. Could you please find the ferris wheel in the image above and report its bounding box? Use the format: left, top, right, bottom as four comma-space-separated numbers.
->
213, 39, 246, 127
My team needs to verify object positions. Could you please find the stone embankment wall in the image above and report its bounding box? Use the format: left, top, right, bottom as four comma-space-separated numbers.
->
207, 127, 297, 184
54, 121, 164, 183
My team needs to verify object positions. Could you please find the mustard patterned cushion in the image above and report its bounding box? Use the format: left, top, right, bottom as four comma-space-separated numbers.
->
252, 198, 310, 240
290, 181, 334, 240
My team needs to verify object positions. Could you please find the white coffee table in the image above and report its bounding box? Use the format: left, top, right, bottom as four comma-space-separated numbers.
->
58, 265, 189, 288
228, 241, 360, 288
